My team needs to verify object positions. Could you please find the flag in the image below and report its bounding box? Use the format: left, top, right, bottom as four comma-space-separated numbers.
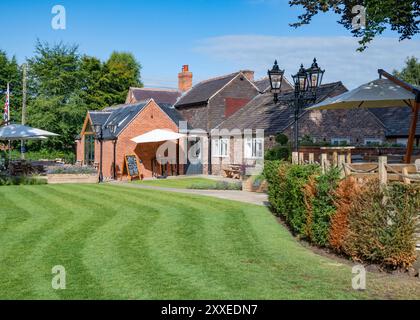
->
3, 83, 9, 124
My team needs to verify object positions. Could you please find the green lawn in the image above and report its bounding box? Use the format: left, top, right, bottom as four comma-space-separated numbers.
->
0, 184, 418, 299
134, 177, 220, 189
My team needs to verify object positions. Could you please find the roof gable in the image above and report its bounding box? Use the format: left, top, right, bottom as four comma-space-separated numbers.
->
127, 87, 182, 105
175, 72, 239, 107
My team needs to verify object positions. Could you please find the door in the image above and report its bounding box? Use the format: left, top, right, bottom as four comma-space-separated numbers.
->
185, 138, 203, 175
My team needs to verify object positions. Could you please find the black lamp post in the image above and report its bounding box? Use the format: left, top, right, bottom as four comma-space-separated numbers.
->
268, 58, 325, 153
268, 60, 285, 103
94, 123, 117, 183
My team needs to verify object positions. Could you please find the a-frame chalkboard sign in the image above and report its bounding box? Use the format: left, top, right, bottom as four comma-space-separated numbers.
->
124, 154, 140, 180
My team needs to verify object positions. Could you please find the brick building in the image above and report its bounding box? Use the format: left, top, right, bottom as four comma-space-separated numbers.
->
77, 61, 419, 180
174, 70, 292, 174
76, 65, 277, 178
76, 99, 186, 179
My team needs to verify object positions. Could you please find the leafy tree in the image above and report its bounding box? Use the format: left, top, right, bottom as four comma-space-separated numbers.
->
26, 42, 143, 152
99, 51, 142, 105
393, 56, 420, 86
289, 0, 420, 51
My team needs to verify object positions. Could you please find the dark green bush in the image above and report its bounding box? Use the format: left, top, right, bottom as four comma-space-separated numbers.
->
264, 161, 319, 235
0, 175, 47, 186
265, 146, 290, 161
188, 181, 242, 191
275, 133, 289, 146
309, 168, 341, 246
7, 149, 76, 164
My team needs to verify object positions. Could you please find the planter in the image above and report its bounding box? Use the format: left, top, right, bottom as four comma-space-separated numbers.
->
47, 173, 98, 184
242, 176, 268, 193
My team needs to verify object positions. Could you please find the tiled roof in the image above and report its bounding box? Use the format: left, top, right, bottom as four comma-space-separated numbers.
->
88, 100, 187, 140
129, 87, 182, 105
217, 82, 347, 134
254, 77, 294, 93
88, 111, 112, 126
175, 72, 239, 107
158, 103, 188, 128
93, 102, 149, 140
368, 107, 420, 137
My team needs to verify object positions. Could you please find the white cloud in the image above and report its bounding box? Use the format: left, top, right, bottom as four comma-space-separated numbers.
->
194, 35, 420, 89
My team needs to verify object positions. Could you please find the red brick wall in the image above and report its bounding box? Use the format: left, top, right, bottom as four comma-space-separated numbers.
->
101, 100, 184, 179
76, 138, 84, 163
224, 97, 251, 118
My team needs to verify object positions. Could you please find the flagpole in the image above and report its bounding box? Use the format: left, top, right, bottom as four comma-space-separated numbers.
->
6, 82, 11, 161
21, 65, 27, 160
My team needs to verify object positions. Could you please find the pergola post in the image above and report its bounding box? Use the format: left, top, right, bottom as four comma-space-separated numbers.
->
405, 101, 419, 164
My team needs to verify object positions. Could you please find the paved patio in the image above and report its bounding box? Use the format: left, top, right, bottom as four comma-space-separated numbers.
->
113, 182, 269, 206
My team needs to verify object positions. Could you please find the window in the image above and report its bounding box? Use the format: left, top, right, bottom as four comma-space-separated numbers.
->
364, 138, 382, 146
84, 134, 95, 165
244, 138, 264, 159
212, 138, 229, 157
331, 138, 350, 146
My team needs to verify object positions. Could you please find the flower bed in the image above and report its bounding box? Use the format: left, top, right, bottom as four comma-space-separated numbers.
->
47, 165, 98, 184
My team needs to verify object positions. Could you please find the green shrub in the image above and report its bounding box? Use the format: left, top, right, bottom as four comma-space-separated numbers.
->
0, 175, 47, 186
310, 168, 341, 246
7, 149, 76, 164
265, 146, 290, 161
264, 161, 320, 235
188, 181, 242, 191
275, 133, 288, 146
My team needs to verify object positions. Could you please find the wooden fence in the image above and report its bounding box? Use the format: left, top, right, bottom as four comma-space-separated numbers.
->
292, 151, 420, 185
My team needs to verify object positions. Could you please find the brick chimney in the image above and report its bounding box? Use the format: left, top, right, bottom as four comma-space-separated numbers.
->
178, 65, 193, 92
241, 70, 254, 82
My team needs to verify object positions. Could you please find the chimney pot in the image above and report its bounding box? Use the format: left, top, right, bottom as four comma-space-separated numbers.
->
179, 65, 193, 92
241, 70, 254, 82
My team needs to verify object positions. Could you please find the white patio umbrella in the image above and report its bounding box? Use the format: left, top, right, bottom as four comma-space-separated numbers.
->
307, 78, 417, 110
0, 124, 59, 141
308, 70, 420, 163
131, 129, 185, 144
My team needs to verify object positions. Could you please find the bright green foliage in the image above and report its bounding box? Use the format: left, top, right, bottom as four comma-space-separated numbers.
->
265, 134, 291, 161
393, 56, 420, 86
310, 168, 341, 246
264, 161, 320, 235
24, 41, 143, 152
99, 52, 142, 105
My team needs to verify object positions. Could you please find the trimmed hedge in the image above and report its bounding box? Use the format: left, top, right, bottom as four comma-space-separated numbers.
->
0, 175, 47, 186
343, 180, 419, 268
264, 161, 420, 269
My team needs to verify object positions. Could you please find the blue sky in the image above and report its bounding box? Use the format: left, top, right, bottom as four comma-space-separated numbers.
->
2, 0, 419, 89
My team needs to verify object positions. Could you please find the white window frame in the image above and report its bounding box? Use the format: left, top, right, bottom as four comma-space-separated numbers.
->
364, 138, 382, 146
331, 137, 351, 146
244, 137, 264, 159
212, 138, 229, 157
